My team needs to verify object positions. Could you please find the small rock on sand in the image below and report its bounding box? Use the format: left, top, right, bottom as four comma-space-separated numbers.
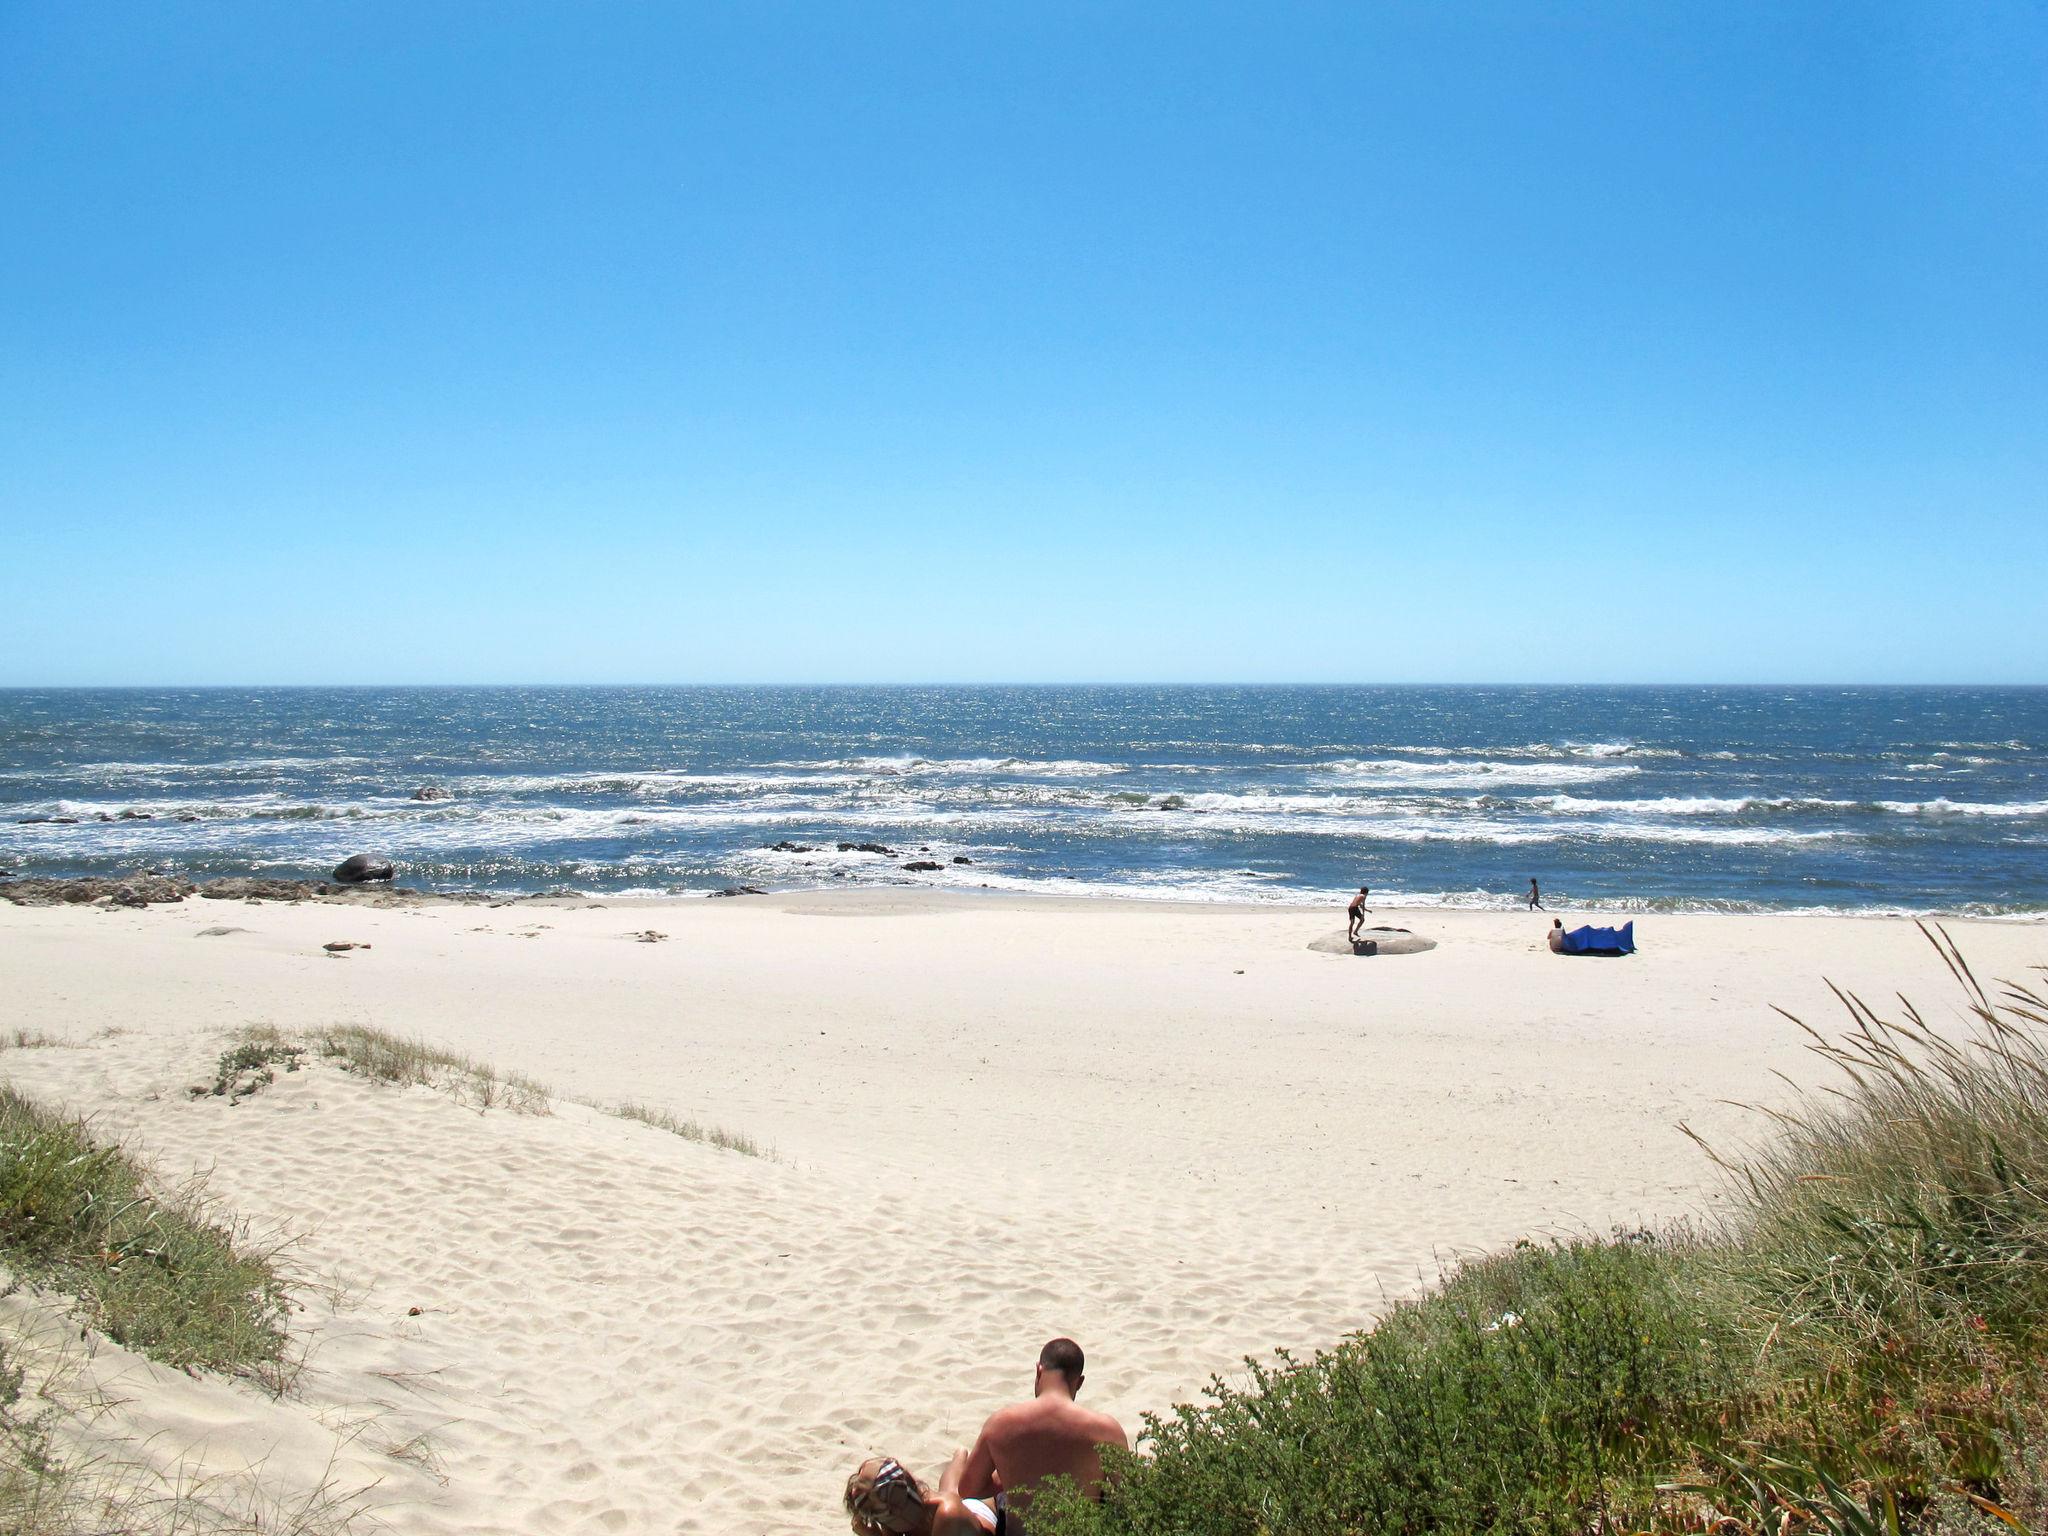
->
196, 926, 247, 938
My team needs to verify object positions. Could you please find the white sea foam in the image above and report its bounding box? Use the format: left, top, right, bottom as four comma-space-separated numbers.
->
462, 768, 869, 797
1531, 794, 2047, 820
1876, 798, 2048, 818
1310, 758, 1641, 788
776, 755, 1128, 778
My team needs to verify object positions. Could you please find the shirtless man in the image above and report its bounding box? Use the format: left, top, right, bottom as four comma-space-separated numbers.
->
1547, 917, 1566, 953
959, 1338, 1127, 1533
1346, 885, 1372, 942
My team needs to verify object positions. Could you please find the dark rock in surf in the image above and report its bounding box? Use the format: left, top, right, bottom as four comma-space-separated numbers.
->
118, 809, 154, 820
412, 786, 450, 802
952, 855, 972, 865
709, 886, 766, 898
901, 860, 943, 872
836, 841, 895, 856
767, 841, 817, 853
331, 854, 396, 885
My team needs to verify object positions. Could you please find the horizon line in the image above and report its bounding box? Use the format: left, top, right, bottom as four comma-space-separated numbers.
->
2, 680, 2044, 692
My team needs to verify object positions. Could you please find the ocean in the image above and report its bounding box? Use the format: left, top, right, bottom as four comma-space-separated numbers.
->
1, 686, 2043, 914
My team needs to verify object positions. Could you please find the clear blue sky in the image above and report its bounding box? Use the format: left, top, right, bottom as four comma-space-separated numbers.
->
2, 3, 2042, 685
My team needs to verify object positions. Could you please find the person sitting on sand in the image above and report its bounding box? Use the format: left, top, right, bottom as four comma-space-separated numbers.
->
1347, 885, 1372, 942
845, 1452, 995, 1535
958, 1338, 1128, 1534
1547, 918, 1565, 953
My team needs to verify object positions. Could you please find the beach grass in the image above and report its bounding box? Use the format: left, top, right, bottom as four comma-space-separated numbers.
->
1037, 926, 2048, 1536
608, 1100, 768, 1158
0, 1088, 289, 1377
312, 1024, 551, 1114
252, 1026, 769, 1160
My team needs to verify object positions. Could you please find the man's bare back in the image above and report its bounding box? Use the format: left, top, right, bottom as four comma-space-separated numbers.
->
961, 1339, 1127, 1529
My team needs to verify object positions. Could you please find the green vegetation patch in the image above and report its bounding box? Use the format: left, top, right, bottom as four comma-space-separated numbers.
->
1041, 1236, 1745, 1536
0, 1088, 287, 1374
206, 1026, 308, 1102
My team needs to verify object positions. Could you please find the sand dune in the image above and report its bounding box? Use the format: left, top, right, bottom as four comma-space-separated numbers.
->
1, 893, 2040, 1532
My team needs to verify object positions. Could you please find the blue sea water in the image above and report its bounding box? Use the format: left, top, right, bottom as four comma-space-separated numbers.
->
0, 686, 2043, 914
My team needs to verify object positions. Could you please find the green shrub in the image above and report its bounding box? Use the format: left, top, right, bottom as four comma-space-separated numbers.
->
1042, 1236, 1743, 1536
0, 1088, 287, 1374
209, 1028, 308, 1101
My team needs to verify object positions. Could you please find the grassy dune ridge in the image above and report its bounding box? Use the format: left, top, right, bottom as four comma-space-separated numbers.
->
1038, 928, 2048, 1536
0, 1079, 298, 1533
0, 1087, 289, 1376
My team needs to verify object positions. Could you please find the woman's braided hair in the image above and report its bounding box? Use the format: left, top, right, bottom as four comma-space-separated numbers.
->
844, 1456, 925, 1536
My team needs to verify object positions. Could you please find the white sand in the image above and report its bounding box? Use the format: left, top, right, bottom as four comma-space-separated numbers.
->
0, 892, 2040, 1533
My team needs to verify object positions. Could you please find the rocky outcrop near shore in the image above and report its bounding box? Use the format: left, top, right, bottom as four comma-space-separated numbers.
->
0, 874, 439, 908
0, 874, 199, 907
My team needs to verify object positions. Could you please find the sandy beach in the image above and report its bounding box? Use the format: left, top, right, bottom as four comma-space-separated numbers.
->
0, 891, 2041, 1532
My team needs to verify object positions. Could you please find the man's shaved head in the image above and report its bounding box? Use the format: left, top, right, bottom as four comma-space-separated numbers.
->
1038, 1337, 1085, 1388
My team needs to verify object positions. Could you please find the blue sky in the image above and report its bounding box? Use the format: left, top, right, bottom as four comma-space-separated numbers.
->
2, 3, 2042, 685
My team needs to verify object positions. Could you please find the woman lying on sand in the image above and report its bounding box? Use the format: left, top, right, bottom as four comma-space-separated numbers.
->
845, 1453, 996, 1535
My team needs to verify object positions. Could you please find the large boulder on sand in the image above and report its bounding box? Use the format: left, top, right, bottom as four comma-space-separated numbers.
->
1308, 926, 1438, 957
331, 854, 396, 885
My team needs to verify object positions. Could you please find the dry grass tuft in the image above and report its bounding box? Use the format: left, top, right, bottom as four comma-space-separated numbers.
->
608, 1100, 768, 1158
310, 1024, 551, 1114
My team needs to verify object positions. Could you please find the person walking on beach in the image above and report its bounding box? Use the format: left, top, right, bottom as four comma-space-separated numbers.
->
1347, 885, 1372, 942
1527, 878, 1543, 911
959, 1338, 1127, 1534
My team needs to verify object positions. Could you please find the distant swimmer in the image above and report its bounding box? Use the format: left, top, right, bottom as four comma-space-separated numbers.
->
1527, 878, 1544, 911
1347, 885, 1372, 941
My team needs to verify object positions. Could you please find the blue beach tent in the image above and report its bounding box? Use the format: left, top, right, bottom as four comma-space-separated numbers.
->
1559, 921, 1635, 956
